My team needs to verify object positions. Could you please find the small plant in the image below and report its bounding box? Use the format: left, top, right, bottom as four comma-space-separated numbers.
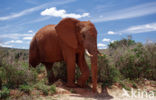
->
53, 62, 67, 82
42, 87, 49, 95
19, 84, 32, 94
34, 82, 49, 95
50, 85, 56, 94
119, 81, 130, 91
35, 64, 45, 74
132, 82, 137, 89
0, 86, 10, 99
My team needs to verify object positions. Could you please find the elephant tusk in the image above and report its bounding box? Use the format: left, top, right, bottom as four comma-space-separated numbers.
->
85, 49, 93, 57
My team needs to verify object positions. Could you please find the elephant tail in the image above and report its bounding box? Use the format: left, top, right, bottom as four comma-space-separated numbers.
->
29, 37, 40, 67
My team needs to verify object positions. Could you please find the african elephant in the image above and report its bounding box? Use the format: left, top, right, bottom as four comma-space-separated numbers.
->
29, 18, 99, 92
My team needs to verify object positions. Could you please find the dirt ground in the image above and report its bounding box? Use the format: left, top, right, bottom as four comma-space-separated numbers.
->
33, 80, 156, 100
9, 79, 156, 100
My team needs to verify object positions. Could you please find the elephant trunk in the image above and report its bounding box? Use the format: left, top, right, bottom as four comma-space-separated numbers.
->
91, 54, 98, 92
85, 43, 99, 92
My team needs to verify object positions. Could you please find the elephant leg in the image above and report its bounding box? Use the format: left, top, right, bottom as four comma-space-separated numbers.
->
77, 53, 90, 87
44, 62, 55, 84
62, 49, 77, 88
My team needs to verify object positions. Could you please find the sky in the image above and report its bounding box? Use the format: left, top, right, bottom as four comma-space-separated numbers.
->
0, 0, 156, 49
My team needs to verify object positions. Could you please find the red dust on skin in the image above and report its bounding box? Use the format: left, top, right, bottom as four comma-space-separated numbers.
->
29, 18, 99, 92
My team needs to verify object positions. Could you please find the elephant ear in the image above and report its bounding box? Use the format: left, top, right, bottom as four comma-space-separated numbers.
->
55, 18, 79, 49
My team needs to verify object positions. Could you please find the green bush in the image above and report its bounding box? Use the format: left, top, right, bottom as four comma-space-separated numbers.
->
19, 84, 32, 94
34, 82, 49, 95
50, 85, 56, 94
115, 43, 156, 80
98, 54, 120, 87
108, 38, 136, 49
0, 86, 10, 99
0, 62, 37, 88
35, 64, 45, 74
107, 38, 156, 80
34, 82, 56, 95
53, 62, 67, 82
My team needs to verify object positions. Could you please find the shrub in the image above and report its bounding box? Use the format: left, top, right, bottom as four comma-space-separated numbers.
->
107, 38, 156, 80
49, 85, 56, 94
53, 62, 67, 82
0, 62, 37, 88
34, 82, 49, 95
0, 86, 10, 99
98, 54, 120, 87
34, 82, 56, 95
19, 84, 32, 94
115, 43, 155, 80
108, 38, 136, 49
35, 64, 45, 74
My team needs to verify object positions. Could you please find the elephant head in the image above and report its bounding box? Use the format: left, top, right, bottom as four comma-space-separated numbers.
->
55, 18, 98, 92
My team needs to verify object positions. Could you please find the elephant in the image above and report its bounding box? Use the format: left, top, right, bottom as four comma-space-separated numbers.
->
29, 18, 99, 92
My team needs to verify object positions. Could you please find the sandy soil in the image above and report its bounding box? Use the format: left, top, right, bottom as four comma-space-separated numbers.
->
33, 80, 156, 100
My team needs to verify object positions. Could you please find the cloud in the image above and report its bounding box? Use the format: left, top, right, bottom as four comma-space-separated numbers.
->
120, 23, 156, 34
107, 31, 115, 35
102, 38, 114, 43
102, 38, 111, 42
4, 40, 23, 44
0, 43, 13, 48
28, 30, 33, 33
98, 43, 106, 47
23, 37, 33, 40
108, 22, 156, 35
0, 33, 34, 39
41, 7, 89, 19
0, 0, 76, 21
91, 2, 156, 23
98, 43, 107, 49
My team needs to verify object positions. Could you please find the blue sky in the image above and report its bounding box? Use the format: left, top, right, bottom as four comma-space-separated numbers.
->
0, 0, 156, 49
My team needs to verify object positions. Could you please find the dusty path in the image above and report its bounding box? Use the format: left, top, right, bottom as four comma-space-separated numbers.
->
13, 80, 155, 100
34, 80, 156, 100
34, 87, 156, 100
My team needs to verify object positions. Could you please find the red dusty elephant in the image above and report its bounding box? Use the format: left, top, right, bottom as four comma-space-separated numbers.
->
29, 18, 99, 92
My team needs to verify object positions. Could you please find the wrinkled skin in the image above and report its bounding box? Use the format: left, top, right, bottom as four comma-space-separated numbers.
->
29, 18, 99, 92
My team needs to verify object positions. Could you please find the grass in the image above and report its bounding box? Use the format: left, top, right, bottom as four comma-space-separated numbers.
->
0, 86, 10, 99
34, 82, 56, 95
19, 84, 33, 94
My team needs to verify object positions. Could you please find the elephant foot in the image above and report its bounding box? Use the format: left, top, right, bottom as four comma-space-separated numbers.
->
66, 83, 78, 88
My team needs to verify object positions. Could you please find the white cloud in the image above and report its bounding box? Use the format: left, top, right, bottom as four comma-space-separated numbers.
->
0, 33, 34, 39
0, 0, 76, 21
0, 43, 13, 48
102, 38, 111, 42
120, 23, 156, 34
28, 30, 33, 33
98, 43, 107, 49
106, 22, 156, 35
107, 31, 115, 35
91, 2, 156, 23
5, 40, 23, 44
98, 43, 106, 47
41, 7, 90, 19
23, 37, 33, 40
